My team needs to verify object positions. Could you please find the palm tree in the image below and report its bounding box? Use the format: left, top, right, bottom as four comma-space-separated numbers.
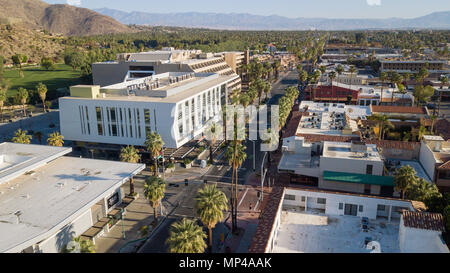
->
319, 65, 326, 75
437, 76, 448, 116
329, 71, 336, 102
335, 64, 344, 83
16, 87, 28, 117
120, 145, 141, 195
414, 85, 434, 107
394, 165, 417, 199
12, 129, 31, 144
430, 115, 437, 134
143, 176, 166, 227
195, 184, 228, 252
263, 81, 271, 102
36, 83, 47, 112
64, 236, 96, 253
0, 87, 6, 122
166, 218, 207, 253
348, 65, 357, 93
145, 132, 164, 176
34, 131, 43, 145
368, 114, 393, 140
47, 132, 64, 147
389, 72, 403, 105
225, 141, 247, 233
273, 61, 281, 80
379, 72, 388, 106
207, 123, 217, 164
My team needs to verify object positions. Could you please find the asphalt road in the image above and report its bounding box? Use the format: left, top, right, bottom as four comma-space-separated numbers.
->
202, 70, 299, 185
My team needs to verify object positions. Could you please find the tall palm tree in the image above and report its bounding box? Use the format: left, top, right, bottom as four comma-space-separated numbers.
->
273, 61, 281, 80
195, 184, 228, 252
263, 81, 271, 101
12, 129, 32, 144
166, 218, 207, 253
16, 87, 28, 117
207, 123, 217, 164
430, 115, 437, 134
145, 132, 164, 176
368, 114, 393, 140
36, 83, 47, 112
437, 76, 448, 116
394, 165, 417, 199
329, 71, 336, 102
379, 72, 388, 106
225, 141, 247, 233
143, 176, 166, 227
47, 132, 64, 147
120, 145, 141, 195
389, 72, 403, 105
335, 64, 344, 83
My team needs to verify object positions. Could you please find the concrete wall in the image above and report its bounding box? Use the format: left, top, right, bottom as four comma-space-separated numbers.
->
382, 148, 419, 160
399, 218, 450, 253
320, 156, 384, 176
37, 209, 93, 253
318, 179, 381, 195
419, 142, 437, 181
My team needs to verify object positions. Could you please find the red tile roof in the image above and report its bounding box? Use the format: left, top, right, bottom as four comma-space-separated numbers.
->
435, 119, 450, 141
438, 160, 450, 170
283, 111, 303, 138
296, 133, 360, 143
371, 105, 428, 115
402, 211, 446, 232
248, 187, 285, 253
363, 140, 421, 151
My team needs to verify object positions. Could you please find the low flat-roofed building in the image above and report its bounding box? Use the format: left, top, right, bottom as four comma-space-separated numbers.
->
60, 72, 238, 149
381, 60, 450, 77
0, 143, 145, 253
297, 101, 370, 137
278, 138, 391, 196
249, 187, 441, 253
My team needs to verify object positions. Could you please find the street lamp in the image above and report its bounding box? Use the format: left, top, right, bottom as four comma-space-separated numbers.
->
120, 208, 126, 240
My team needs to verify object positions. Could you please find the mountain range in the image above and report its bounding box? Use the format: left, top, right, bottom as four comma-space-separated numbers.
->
95, 8, 450, 31
0, 0, 130, 36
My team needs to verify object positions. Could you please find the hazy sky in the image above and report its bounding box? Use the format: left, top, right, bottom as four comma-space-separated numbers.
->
44, 0, 450, 19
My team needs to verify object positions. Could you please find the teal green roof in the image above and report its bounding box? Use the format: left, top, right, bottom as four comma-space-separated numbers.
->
323, 171, 394, 187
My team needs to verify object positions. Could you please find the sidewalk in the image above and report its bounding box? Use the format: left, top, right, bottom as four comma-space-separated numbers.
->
94, 175, 176, 253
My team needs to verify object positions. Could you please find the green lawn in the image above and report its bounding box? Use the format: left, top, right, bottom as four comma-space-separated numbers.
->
4, 64, 90, 99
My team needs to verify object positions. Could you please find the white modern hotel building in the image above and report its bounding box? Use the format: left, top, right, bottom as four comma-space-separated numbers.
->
59, 72, 239, 149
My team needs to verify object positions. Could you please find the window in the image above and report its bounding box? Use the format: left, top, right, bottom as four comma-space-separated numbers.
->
339, 203, 343, 210
366, 165, 373, 175
96, 107, 104, 136
301, 196, 306, 202
317, 198, 326, 204
359, 205, 364, 212
285, 194, 296, 201
377, 205, 386, 211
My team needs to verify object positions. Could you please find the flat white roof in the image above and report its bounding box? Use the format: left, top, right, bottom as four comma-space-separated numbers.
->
0, 143, 72, 185
0, 156, 144, 253
273, 209, 400, 253
323, 142, 382, 162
